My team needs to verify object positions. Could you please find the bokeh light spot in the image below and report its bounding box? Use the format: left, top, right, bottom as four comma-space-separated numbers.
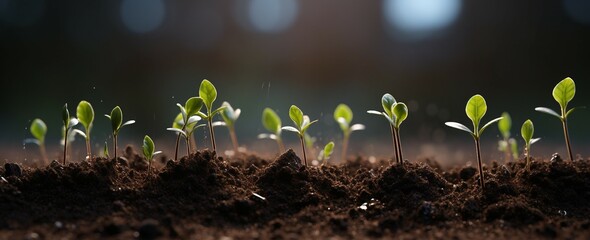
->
563, 0, 590, 25
383, 0, 461, 33
120, 0, 165, 34
237, 0, 298, 33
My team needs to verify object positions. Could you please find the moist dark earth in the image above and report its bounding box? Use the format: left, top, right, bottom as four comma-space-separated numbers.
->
2, 147, 590, 239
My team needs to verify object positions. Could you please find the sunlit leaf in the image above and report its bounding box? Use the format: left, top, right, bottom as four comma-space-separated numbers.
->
262, 108, 281, 134
185, 97, 204, 117
535, 107, 561, 119
445, 122, 473, 135
465, 94, 487, 130
143, 135, 156, 160
478, 117, 503, 137
334, 104, 353, 125
381, 94, 396, 116
498, 112, 511, 139
289, 105, 304, 128
199, 79, 217, 111
30, 118, 47, 144
552, 77, 575, 110
281, 126, 300, 133
392, 102, 408, 128
521, 119, 534, 145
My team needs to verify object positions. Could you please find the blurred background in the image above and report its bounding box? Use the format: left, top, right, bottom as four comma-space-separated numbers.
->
1, 0, 589, 166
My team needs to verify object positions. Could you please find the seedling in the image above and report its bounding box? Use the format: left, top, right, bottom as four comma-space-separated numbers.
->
334, 104, 365, 161
167, 97, 203, 160
282, 105, 318, 166
25, 118, 48, 164
76, 100, 95, 160
62, 104, 80, 165
258, 108, 285, 153
535, 77, 582, 161
103, 141, 109, 159
445, 94, 503, 190
521, 119, 541, 170
142, 135, 162, 176
196, 79, 226, 152
105, 106, 135, 160
367, 93, 399, 164
391, 102, 409, 165
214, 101, 241, 154
497, 112, 518, 161
317, 141, 335, 166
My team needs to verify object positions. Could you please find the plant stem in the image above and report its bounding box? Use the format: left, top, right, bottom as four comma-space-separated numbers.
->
208, 119, 217, 152
63, 129, 68, 165
185, 136, 190, 157
174, 133, 181, 160
299, 135, 307, 166
395, 127, 404, 166
85, 137, 92, 161
503, 137, 511, 163
562, 118, 574, 161
113, 134, 118, 160
276, 137, 285, 154
474, 138, 485, 191
229, 126, 239, 155
389, 124, 399, 164
341, 133, 349, 162
525, 144, 530, 171
189, 133, 197, 153
40, 144, 48, 165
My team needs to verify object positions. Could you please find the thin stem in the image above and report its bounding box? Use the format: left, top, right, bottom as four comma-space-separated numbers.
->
174, 133, 181, 160
503, 137, 511, 163
208, 119, 217, 152
40, 143, 48, 165
389, 124, 399, 164
63, 129, 68, 165
395, 127, 404, 166
148, 159, 151, 177
341, 133, 349, 162
475, 138, 485, 191
299, 135, 307, 166
562, 118, 574, 161
277, 137, 285, 154
525, 144, 530, 171
185, 136, 190, 158
189, 133, 197, 153
113, 134, 118, 160
229, 126, 239, 155
85, 137, 92, 161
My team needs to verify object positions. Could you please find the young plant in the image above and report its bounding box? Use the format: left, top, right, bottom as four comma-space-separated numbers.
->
62, 104, 79, 165
367, 93, 399, 163
103, 141, 109, 159
535, 77, 582, 161
105, 106, 135, 160
497, 112, 518, 161
142, 135, 162, 176
317, 141, 335, 166
521, 119, 541, 170
391, 102, 409, 165
167, 97, 203, 160
334, 104, 365, 161
76, 100, 95, 160
215, 101, 241, 154
258, 108, 285, 153
282, 105, 318, 166
196, 79, 226, 152
25, 118, 48, 164
445, 94, 503, 190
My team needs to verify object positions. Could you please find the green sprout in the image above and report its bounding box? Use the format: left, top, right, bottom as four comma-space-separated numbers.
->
105, 106, 135, 160
103, 141, 109, 159
535, 77, 582, 161
258, 108, 285, 154
196, 79, 226, 153
334, 104, 365, 162
367, 93, 400, 164
76, 100, 95, 160
497, 112, 518, 161
445, 94, 503, 190
213, 101, 241, 154
167, 97, 203, 160
142, 135, 162, 176
317, 141, 335, 166
521, 119, 541, 171
25, 118, 48, 164
282, 105, 318, 166
62, 104, 80, 165
391, 102, 409, 165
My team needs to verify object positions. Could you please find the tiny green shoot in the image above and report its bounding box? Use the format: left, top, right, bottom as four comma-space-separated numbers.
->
25, 118, 48, 164
142, 135, 162, 176
103, 141, 109, 159
258, 108, 285, 153
105, 106, 135, 160
197, 79, 226, 153
62, 104, 80, 165
317, 141, 335, 166
167, 97, 203, 160
391, 102, 409, 165
497, 112, 518, 161
367, 93, 399, 164
214, 101, 241, 154
535, 77, 582, 161
445, 94, 503, 191
521, 119, 541, 171
334, 104, 365, 162
282, 105, 318, 166
76, 100, 95, 160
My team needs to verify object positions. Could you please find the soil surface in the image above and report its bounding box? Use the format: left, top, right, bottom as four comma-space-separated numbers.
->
1, 147, 590, 239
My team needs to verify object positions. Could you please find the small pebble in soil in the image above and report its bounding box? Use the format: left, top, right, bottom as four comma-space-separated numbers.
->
138, 219, 162, 239
558, 210, 567, 216
54, 221, 63, 229
460, 166, 476, 181
551, 153, 562, 163
25, 232, 39, 240
4, 163, 22, 177
359, 203, 368, 210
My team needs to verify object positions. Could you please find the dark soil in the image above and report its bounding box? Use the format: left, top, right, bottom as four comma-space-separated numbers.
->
2, 147, 590, 239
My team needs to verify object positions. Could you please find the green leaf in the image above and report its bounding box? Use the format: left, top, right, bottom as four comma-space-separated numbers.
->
381, 94, 396, 116
62, 104, 70, 128
498, 112, 511, 139
76, 100, 94, 132
445, 122, 474, 135
262, 108, 281, 134
521, 119, 534, 145
478, 117, 503, 137
392, 102, 408, 128
30, 118, 47, 144
166, 127, 187, 137
289, 105, 304, 128
552, 77, 575, 110
172, 113, 183, 129
566, 106, 585, 118
530, 138, 541, 145
110, 106, 123, 133
465, 94, 487, 130
281, 126, 300, 134
177, 103, 188, 121
199, 79, 217, 111
211, 106, 227, 117
185, 97, 204, 117
334, 104, 353, 125
323, 141, 334, 159
143, 135, 155, 160
301, 119, 318, 134
103, 141, 109, 158
122, 120, 135, 127
535, 107, 561, 119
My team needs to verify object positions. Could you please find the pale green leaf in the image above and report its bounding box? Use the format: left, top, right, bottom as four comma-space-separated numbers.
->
323, 141, 334, 159
465, 94, 487, 130
143, 135, 155, 160
281, 126, 300, 133
392, 102, 408, 128
62, 104, 70, 127
185, 97, 204, 117
552, 77, 575, 110
110, 106, 123, 133
381, 94, 396, 116
301, 119, 318, 134
166, 127, 186, 137
350, 124, 365, 132
30, 118, 47, 144
521, 119, 534, 144
478, 117, 503, 137
289, 105, 303, 128
566, 106, 585, 118
76, 100, 94, 132
498, 112, 511, 139
172, 113, 183, 129
445, 122, 473, 135
262, 108, 281, 134
199, 79, 217, 111
535, 107, 561, 119
334, 104, 353, 125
